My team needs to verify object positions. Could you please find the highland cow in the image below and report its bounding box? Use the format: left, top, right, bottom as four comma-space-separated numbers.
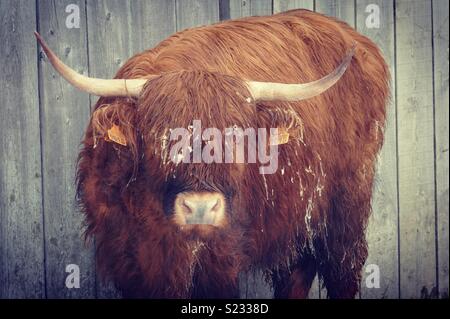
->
36, 9, 389, 298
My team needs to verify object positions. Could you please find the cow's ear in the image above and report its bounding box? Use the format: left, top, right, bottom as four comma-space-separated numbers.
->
269, 127, 290, 146
90, 100, 139, 160
256, 102, 304, 146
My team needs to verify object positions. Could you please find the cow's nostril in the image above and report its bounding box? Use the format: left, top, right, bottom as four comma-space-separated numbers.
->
182, 200, 193, 214
212, 199, 220, 211
174, 192, 226, 226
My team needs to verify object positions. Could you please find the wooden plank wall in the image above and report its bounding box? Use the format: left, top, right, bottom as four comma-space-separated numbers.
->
0, 0, 448, 299
396, 0, 436, 299
433, 0, 449, 300
0, 0, 44, 299
357, 0, 398, 299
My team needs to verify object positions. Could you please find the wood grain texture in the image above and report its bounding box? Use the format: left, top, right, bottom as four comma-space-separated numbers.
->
315, 0, 355, 27
273, 0, 313, 12
86, 0, 133, 298
222, 0, 274, 299
396, 0, 437, 298
37, 0, 95, 299
0, 0, 447, 300
227, 0, 275, 299
314, 0, 356, 299
229, 0, 272, 18
129, 0, 177, 52
247, 0, 273, 16
307, 275, 321, 299
0, 0, 44, 298
176, 0, 220, 31
85, 0, 177, 298
357, 0, 399, 299
87, 0, 137, 80
86, 0, 176, 80
178, 0, 268, 300
239, 271, 274, 298
433, 0, 449, 299
274, 0, 318, 299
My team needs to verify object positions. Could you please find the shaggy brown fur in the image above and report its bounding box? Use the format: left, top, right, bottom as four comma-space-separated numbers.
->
76, 9, 389, 298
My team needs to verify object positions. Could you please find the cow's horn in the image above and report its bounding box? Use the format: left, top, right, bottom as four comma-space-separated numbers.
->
34, 32, 148, 97
246, 44, 356, 102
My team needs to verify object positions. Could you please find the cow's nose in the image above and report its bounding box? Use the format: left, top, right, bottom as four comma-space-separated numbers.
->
174, 192, 226, 226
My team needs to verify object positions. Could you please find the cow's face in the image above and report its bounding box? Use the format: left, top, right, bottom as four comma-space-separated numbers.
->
136, 70, 258, 235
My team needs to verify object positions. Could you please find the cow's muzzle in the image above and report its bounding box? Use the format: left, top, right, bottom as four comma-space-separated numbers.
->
173, 192, 227, 227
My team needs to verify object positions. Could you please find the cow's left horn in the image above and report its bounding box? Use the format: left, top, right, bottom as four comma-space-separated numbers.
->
246, 44, 356, 102
34, 32, 148, 97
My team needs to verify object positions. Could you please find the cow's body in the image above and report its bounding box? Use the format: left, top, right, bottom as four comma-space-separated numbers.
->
76, 9, 389, 298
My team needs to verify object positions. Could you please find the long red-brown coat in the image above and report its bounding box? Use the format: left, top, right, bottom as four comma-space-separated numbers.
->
77, 9, 389, 298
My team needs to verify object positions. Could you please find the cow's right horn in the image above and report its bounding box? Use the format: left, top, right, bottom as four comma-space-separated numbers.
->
35, 32, 149, 97
246, 43, 356, 102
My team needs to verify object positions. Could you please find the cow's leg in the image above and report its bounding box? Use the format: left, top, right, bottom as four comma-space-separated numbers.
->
318, 238, 367, 299
272, 256, 317, 299
317, 179, 372, 299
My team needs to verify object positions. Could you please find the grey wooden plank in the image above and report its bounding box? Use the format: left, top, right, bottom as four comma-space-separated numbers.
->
248, 0, 273, 16
273, 0, 314, 13
314, 0, 356, 298
0, 0, 45, 298
129, 0, 177, 53
357, 0, 399, 299
229, 0, 323, 299
219, 0, 231, 20
86, 0, 134, 298
86, 0, 176, 80
176, 0, 220, 31
315, 0, 355, 27
37, 0, 95, 298
232, 0, 322, 299
273, 1, 320, 300
307, 275, 321, 299
229, 0, 251, 17
86, 0, 176, 298
433, 0, 449, 299
90, 0, 176, 58
239, 271, 274, 298
87, 0, 136, 80
221, 0, 275, 299
396, 0, 437, 298
274, 0, 327, 299
177, 0, 273, 299
229, 0, 272, 19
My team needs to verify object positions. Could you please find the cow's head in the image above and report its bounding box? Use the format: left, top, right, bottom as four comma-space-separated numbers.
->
35, 32, 354, 235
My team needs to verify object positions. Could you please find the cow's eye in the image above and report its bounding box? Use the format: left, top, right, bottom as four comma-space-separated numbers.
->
224, 187, 235, 200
